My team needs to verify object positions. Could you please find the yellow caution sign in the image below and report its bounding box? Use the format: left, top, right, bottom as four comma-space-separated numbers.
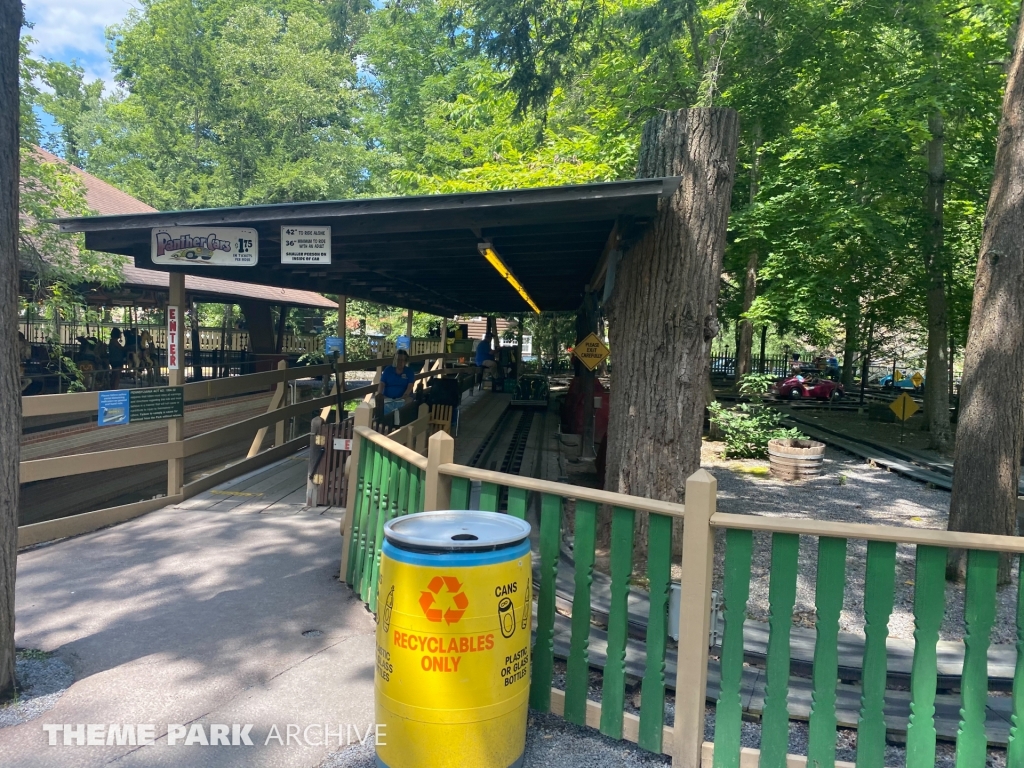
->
890, 392, 919, 421
574, 332, 609, 372
375, 512, 532, 768
911, 371, 924, 388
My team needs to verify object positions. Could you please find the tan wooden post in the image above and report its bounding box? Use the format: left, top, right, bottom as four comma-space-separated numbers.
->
167, 273, 186, 497
248, 359, 288, 458
340, 402, 372, 581
306, 415, 322, 508
440, 316, 448, 355
423, 430, 454, 512
406, 307, 414, 338
673, 469, 717, 768
414, 403, 429, 453
274, 359, 287, 446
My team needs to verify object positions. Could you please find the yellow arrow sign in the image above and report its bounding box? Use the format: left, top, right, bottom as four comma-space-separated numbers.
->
573, 333, 610, 372
890, 392, 919, 421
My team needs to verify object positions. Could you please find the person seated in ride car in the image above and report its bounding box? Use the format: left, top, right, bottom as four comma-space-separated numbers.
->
378, 349, 415, 415
475, 333, 498, 379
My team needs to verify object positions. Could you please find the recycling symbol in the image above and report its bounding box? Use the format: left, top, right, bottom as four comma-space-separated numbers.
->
420, 576, 469, 625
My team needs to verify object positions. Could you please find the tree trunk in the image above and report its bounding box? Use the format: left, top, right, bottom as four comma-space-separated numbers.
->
606, 109, 739, 563
947, 9, 1024, 584
734, 250, 757, 382
923, 110, 952, 451
0, 0, 20, 701
841, 306, 859, 388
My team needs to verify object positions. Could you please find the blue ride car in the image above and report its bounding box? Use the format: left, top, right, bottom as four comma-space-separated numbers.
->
880, 373, 923, 390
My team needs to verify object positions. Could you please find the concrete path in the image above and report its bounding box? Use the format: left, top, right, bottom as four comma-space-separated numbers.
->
3, 477, 377, 768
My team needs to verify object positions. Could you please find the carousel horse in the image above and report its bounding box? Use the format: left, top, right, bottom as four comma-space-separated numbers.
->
75, 335, 110, 390
123, 328, 157, 386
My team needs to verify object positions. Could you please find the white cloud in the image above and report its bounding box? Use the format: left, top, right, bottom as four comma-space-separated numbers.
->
24, 0, 136, 90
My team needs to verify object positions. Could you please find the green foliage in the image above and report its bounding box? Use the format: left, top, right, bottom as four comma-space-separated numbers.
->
78, 0, 371, 209
25, 0, 1022, 383
709, 375, 804, 459
18, 37, 127, 339
707, 400, 805, 460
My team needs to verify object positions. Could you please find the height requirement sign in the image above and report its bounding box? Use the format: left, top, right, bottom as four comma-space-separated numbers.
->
281, 226, 331, 264
151, 227, 258, 266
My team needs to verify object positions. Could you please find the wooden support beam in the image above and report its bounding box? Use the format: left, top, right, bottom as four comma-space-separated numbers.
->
167, 272, 186, 497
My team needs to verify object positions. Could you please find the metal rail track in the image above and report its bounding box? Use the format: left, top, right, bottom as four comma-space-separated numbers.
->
467, 405, 537, 511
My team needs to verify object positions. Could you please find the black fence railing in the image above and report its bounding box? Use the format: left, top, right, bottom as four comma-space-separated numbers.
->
710, 353, 792, 379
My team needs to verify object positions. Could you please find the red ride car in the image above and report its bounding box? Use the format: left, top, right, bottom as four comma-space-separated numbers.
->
772, 375, 844, 401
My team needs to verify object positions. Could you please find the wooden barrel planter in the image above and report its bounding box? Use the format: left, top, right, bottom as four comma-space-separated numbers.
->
768, 438, 825, 480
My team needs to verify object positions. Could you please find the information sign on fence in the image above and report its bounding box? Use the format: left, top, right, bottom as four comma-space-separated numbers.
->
98, 390, 130, 427
325, 336, 344, 357
130, 387, 185, 423
396, 335, 411, 352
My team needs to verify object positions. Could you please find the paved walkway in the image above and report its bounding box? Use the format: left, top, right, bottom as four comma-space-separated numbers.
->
3, 457, 376, 768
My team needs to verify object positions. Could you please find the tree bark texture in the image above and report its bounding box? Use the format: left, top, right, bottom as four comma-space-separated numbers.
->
606, 109, 739, 561
948, 9, 1024, 583
923, 110, 952, 451
735, 250, 757, 382
0, 0, 21, 700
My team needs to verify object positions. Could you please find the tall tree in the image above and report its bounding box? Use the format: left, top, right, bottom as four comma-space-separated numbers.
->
77, 0, 370, 209
606, 109, 739, 559
947, 4, 1024, 583
36, 60, 102, 167
0, 0, 21, 701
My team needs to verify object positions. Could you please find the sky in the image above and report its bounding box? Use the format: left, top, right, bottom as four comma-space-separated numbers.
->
24, 0, 133, 91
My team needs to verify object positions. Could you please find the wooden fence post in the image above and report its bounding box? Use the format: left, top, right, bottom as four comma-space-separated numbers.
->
275, 359, 287, 446
248, 359, 289, 458
673, 469, 717, 768
423, 430, 454, 512
340, 402, 372, 581
414, 403, 429, 453
306, 415, 322, 508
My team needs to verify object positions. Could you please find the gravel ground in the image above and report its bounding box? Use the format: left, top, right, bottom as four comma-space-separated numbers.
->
318, 710, 670, 768
548, 659, 1008, 767
0, 650, 74, 728
700, 440, 1020, 644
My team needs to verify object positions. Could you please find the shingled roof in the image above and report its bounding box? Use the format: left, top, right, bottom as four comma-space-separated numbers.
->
32, 148, 336, 310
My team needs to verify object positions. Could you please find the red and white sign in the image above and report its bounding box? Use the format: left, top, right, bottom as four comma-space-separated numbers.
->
167, 307, 180, 370
333, 438, 353, 452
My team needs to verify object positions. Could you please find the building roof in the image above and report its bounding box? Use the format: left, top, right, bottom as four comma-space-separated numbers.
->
56, 178, 681, 316
32, 148, 336, 310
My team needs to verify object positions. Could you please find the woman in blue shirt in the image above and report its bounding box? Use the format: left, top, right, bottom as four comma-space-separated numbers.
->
378, 349, 416, 414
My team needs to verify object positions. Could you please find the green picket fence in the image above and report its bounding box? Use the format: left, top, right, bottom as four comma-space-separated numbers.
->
710, 513, 1024, 768
449, 471, 684, 753
343, 426, 427, 609
341, 422, 1024, 768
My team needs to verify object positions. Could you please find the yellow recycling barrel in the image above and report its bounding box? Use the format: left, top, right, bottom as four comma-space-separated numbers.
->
375, 511, 532, 768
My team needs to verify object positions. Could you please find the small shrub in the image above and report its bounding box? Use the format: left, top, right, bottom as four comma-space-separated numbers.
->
707, 400, 805, 459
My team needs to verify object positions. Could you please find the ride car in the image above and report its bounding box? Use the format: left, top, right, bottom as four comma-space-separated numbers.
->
772, 375, 844, 401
